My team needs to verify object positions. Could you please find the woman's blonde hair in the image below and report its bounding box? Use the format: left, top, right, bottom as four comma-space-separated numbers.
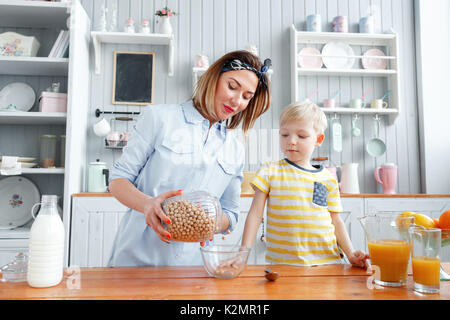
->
192, 50, 271, 134
280, 101, 328, 134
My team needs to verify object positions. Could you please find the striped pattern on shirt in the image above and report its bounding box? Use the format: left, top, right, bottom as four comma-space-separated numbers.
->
251, 159, 343, 266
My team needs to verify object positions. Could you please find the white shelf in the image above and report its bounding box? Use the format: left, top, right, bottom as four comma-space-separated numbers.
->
290, 24, 401, 124
320, 107, 398, 115
297, 68, 397, 77
91, 31, 175, 76
0, 56, 69, 77
0, 0, 70, 28
0, 112, 67, 125
294, 30, 396, 46
21, 168, 65, 175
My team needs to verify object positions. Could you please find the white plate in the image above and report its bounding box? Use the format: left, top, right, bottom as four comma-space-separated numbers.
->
0, 176, 40, 229
322, 42, 355, 70
0, 162, 37, 168
362, 48, 387, 70
0, 82, 36, 111
298, 47, 323, 69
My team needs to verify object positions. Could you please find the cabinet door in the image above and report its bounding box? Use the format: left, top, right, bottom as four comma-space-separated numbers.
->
70, 197, 127, 267
341, 198, 366, 253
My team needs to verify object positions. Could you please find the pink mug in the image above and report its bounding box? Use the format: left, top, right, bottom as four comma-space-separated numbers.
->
121, 132, 132, 144
374, 163, 397, 194
106, 131, 124, 147
323, 98, 336, 108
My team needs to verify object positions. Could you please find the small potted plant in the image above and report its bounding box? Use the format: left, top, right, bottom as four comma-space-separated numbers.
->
155, 6, 178, 34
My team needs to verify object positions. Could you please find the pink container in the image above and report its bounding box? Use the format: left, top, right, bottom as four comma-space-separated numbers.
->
39, 92, 67, 113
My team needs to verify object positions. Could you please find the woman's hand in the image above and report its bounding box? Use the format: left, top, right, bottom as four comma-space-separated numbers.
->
348, 250, 370, 269
143, 189, 183, 243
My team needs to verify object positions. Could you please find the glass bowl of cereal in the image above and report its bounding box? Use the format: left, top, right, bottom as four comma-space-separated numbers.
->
200, 244, 250, 279
162, 191, 222, 242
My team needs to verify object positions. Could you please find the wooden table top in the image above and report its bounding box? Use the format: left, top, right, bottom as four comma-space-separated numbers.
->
1, 263, 450, 300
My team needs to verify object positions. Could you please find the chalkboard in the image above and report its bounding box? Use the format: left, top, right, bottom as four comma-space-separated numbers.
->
112, 51, 155, 105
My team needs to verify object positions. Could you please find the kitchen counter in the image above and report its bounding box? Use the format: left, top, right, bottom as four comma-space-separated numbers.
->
1, 264, 449, 300
73, 193, 450, 198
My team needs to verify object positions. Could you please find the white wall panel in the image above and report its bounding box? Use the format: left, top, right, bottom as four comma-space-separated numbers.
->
79, 0, 422, 194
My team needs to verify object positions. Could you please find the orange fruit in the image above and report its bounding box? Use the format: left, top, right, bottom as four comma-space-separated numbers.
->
433, 218, 440, 228
439, 210, 450, 229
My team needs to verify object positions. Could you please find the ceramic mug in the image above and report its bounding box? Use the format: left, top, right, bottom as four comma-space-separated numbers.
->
349, 98, 365, 109
359, 16, 374, 33
121, 132, 132, 144
332, 16, 348, 33
106, 131, 124, 147
93, 118, 111, 137
371, 99, 388, 109
306, 14, 321, 32
323, 98, 336, 108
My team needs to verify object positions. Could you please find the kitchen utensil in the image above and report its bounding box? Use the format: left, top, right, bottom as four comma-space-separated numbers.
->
362, 49, 387, 70
323, 98, 336, 108
366, 117, 386, 157
409, 226, 441, 293
200, 244, 250, 279
349, 98, 364, 109
265, 268, 280, 281
370, 99, 388, 109
322, 41, 355, 69
359, 16, 375, 33
87, 160, 109, 192
298, 47, 323, 69
380, 90, 391, 101
93, 118, 111, 137
332, 16, 348, 33
0, 82, 36, 111
331, 120, 342, 152
374, 163, 397, 194
361, 88, 373, 101
0, 176, 40, 229
351, 115, 361, 137
306, 14, 321, 32
40, 135, 57, 168
308, 88, 319, 100
358, 213, 414, 287
162, 191, 222, 242
339, 163, 360, 194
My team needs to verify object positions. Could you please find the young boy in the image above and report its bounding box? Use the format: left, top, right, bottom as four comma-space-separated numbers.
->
241, 101, 369, 267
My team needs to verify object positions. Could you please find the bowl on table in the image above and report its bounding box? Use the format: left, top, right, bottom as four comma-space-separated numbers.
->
200, 244, 250, 279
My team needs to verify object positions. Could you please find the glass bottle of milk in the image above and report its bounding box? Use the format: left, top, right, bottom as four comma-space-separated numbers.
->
27, 195, 65, 288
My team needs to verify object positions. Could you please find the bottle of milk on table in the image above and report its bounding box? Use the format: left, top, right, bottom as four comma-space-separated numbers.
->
27, 195, 65, 288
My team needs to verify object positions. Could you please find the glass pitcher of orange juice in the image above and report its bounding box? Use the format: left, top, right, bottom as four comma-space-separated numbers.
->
358, 213, 414, 287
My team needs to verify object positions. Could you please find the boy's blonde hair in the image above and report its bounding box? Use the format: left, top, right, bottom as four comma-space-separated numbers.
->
279, 101, 327, 134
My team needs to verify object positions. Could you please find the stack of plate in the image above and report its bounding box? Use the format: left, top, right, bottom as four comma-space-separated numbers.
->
0, 156, 37, 168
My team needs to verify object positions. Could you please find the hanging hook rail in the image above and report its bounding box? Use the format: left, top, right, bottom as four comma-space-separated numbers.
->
95, 108, 141, 118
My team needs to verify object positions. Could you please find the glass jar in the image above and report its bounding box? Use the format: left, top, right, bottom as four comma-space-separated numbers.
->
60, 135, 66, 168
0, 252, 28, 282
162, 191, 222, 242
40, 135, 57, 168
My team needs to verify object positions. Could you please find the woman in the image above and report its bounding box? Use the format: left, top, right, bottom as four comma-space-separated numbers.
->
108, 50, 271, 266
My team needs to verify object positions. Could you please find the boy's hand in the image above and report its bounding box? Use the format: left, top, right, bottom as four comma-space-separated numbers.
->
348, 250, 370, 269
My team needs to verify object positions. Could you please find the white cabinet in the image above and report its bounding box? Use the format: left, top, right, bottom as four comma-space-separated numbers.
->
0, 0, 91, 266
69, 195, 266, 267
69, 195, 450, 266
290, 25, 401, 124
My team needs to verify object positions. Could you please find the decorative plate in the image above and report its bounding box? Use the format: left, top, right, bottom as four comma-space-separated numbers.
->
0, 82, 36, 111
0, 176, 40, 229
0, 162, 37, 168
362, 48, 387, 70
322, 41, 355, 70
297, 47, 323, 69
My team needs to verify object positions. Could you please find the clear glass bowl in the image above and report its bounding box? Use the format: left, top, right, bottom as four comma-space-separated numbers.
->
200, 244, 250, 279
162, 191, 221, 242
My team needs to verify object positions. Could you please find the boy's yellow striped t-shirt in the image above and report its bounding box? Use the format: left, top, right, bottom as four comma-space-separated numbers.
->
251, 159, 344, 266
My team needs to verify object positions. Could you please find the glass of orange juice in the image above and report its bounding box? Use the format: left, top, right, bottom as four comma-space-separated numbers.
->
359, 212, 414, 287
410, 226, 441, 293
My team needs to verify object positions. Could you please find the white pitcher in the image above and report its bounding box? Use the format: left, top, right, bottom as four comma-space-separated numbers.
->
339, 163, 360, 194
